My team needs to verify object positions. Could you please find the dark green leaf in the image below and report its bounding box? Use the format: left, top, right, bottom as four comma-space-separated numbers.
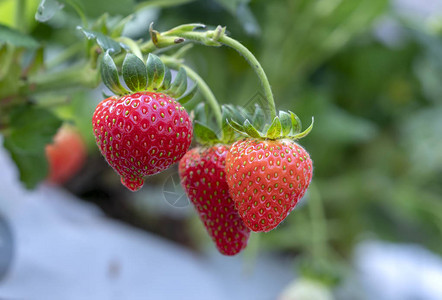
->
146, 53, 165, 90
194, 121, 219, 145
77, 27, 122, 54
0, 25, 39, 48
35, 0, 64, 22
266, 117, 282, 139
100, 51, 128, 95
3, 105, 62, 189
122, 53, 147, 92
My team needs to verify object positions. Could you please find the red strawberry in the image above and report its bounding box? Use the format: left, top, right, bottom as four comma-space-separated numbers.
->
225, 139, 313, 232
46, 127, 87, 184
179, 145, 250, 255
93, 91, 192, 191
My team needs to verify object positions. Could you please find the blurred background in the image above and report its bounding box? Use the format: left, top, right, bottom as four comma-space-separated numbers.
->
1, 0, 442, 299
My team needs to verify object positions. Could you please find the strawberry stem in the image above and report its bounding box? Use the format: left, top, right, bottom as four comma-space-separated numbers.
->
162, 56, 223, 130
216, 34, 277, 120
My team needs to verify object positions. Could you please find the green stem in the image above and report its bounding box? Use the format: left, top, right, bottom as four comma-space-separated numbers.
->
308, 183, 328, 261
15, 0, 26, 32
217, 35, 277, 119
161, 26, 277, 119
162, 57, 222, 129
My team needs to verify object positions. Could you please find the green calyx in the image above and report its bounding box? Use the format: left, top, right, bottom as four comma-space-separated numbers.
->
192, 104, 236, 146
226, 105, 314, 140
100, 51, 197, 103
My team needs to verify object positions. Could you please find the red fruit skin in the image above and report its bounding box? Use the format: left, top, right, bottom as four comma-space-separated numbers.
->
92, 92, 192, 191
46, 127, 87, 185
226, 139, 313, 232
179, 146, 250, 256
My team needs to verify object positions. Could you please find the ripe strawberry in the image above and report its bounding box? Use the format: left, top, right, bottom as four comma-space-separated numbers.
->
46, 127, 87, 185
225, 139, 313, 232
93, 92, 192, 191
179, 145, 250, 255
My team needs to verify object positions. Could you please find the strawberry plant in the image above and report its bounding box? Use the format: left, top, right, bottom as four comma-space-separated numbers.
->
0, 0, 316, 256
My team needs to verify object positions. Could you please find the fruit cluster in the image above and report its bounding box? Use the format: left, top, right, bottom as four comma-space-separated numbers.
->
91, 26, 313, 256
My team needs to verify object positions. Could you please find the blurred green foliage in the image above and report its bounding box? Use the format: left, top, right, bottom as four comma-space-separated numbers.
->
1, 0, 441, 280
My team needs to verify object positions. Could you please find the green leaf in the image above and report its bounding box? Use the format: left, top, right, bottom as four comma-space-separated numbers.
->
122, 53, 147, 92
289, 111, 302, 135
194, 121, 219, 145
77, 27, 122, 54
3, 105, 62, 189
166, 67, 187, 98
279, 111, 292, 137
177, 83, 197, 104
146, 53, 165, 90
35, 0, 64, 22
0, 25, 39, 48
100, 51, 128, 95
243, 119, 263, 138
266, 116, 282, 139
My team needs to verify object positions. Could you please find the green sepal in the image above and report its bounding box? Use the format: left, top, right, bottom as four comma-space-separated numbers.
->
252, 104, 266, 128
146, 53, 165, 90
194, 121, 220, 145
122, 53, 148, 92
291, 117, 314, 139
166, 68, 187, 98
226, 119, 247, 135
162, 68, 172, 90
243, 119, 263, 138
100, 51, 129, 95
279, 111, 292, 137
266, 117, 282, 139
194, 103, 207, 125
177, 83, 198, 104
164, 23, 206, 35
290, 111, 302, 135
221, 105, 235, 143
